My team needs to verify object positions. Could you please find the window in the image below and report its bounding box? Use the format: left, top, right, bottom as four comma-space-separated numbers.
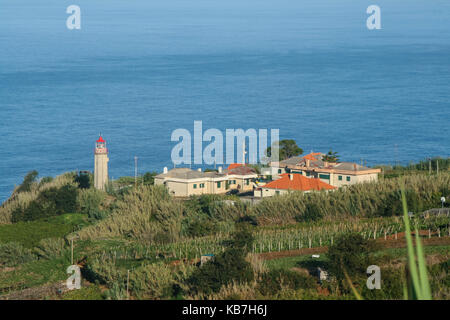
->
246, 179, 250, 185
338, 175, 343, 181
193, 184, 197, 189
306, 172, 311, 177
200, 183, 204, 188
217, 182, 221, 188
278, 169, 282, 174
275, 190, 280, 195
319, 174, 330, 180
346, 176, 351, 182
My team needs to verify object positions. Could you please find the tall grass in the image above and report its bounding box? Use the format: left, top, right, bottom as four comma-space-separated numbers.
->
76, 185, 185, 242
253, 173, 450, 225
401, 188, 432, 300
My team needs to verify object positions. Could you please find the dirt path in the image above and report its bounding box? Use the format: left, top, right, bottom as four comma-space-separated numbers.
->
0, 282, 68, 300
257, 236, 450, 261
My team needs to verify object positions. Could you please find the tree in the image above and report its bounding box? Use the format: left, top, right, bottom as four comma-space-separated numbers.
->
75, 172, 91, 189
187, 225, 254, 295
322, 149, 339, 163
15, 170, 39, 193
266, 139, 303, 161
143, 172, 157, 185
328, 233, 377, 286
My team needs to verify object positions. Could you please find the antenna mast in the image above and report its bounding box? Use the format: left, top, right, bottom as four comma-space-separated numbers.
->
134, 156, 138, 186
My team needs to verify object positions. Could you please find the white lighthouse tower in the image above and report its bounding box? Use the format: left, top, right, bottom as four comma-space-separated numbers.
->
94, 135, 109, 190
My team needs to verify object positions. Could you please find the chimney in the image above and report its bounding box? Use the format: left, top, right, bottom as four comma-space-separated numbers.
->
218, 166, 223, 173
289, 174, 294, 181
306, 159, 310, 167
324, 161, 329, 167
353, 164, 357, 171
163, 167, 168, 174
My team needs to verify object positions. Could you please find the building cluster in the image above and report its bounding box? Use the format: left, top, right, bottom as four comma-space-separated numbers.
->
154, 165, 257, 197
93, 136, 381, 198
256, 152, 380, 197
153, 152, 380, 198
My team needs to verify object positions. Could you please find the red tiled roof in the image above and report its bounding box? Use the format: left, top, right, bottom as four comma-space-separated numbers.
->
227, 163, 243, 170
263, 173, 335, 191
227, 165, 256, 175
303, 152, 321, 161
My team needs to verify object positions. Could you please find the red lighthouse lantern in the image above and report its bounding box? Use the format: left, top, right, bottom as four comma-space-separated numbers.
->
95, 136, 108, 154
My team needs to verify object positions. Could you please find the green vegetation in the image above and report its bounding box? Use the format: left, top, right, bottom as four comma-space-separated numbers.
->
12, 184, 79, 222
187, 225, 255, 296
253, 173, 450, 224
257, 269, 316, 296
328, 233, 376, 282
0, 167, 448, 300
114, 172, 157, 188
15, 170, 39, 194
0, 214, 87, 248
266, 139, 303, 161
74, 172, 92, 189
377, 157, 450, 179
61, 285, 103, 300
322, 150, 339, 163
0, 172, 78, 224
401, 188, 432, 300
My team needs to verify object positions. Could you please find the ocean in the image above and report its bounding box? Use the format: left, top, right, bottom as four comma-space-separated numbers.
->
1, 0, 449, 202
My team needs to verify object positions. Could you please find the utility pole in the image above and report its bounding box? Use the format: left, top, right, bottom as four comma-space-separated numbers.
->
127, 269, 130, 300
134, 156, 138, 186
437, 159, 439, 175
429, 158, 432, 175
242, 140, 247, 165
394, 144, 399, 167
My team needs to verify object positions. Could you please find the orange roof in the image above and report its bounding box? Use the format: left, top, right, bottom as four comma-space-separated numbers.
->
263, 173, 335, 191
227, 163, 243, 170
303, 152, 321, 161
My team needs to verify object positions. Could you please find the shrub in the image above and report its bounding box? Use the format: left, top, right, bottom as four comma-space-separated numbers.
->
74, 172, 91, 189
187, 226, 254, 296
62, 285, 104, 300
104, 282, 128, 300
77, 188, 108, 220
0, 173, 77, 224
143, 172, 157, 185
185, 219, 217, 238
33, 238, 68, 260
39, 176, 54, 186
297, 202, 323, 222
11, 184, 79, 222
130, 262, 194, 299
15, 170, 39, 194
0, 242, 36, 267
83, 254, 124, 285
361, 267, 404, 300
328, 233, 376, 282
258, 269, 316, 296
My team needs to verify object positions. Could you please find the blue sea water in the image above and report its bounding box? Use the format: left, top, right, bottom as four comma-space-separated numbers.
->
1, 0, 449, 203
